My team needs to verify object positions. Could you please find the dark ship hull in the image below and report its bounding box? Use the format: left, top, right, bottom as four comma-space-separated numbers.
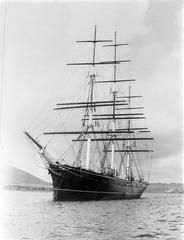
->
48, 164, 148, 201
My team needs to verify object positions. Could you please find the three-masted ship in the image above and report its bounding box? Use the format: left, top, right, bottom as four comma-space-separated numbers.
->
25, 26, 154, 201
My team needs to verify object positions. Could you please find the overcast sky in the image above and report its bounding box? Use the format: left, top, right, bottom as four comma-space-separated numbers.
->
0, 0, 183, 183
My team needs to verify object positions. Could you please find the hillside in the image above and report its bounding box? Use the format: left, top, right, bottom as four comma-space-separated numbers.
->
2, 166, 183, 193
3, 166, 50, 187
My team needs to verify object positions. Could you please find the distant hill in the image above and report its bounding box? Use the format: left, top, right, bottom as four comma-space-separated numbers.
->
3, 166, 51, 187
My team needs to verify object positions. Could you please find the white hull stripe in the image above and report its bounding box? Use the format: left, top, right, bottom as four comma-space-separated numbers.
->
53, 188, 141, 195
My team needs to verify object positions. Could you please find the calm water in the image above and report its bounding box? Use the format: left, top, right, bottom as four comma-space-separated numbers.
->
1, 190, 184, 240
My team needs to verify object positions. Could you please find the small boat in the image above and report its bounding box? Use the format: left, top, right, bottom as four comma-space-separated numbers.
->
25, 26, 154, 201
165, 188, 175, 193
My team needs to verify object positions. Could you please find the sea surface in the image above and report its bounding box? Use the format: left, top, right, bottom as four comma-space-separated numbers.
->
1, 190, 184, 240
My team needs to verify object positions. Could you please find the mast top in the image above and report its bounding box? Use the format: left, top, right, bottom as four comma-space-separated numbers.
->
103, 31, 128, 48
76, 26, 113, 44
67, 26, 130, 66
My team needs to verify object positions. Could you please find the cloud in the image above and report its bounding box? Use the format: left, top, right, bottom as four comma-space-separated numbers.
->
154, 130, 183, 159
132, 0, 182, 50
127, 0, 183, 183
150, 154, 183, 183
131, 0, 182, 79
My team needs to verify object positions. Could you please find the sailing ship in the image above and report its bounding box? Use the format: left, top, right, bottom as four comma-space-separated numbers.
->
25, 26, 154, 201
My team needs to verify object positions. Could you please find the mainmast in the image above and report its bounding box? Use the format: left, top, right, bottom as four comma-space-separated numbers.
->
103, 33, 129, 171
110, 32, 117, 170
111, 32, 117, 170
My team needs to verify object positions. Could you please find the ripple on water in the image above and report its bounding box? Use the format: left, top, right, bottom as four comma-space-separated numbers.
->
170, 228, 179, 231
137, 227, 145, 230
134, 233, 157, 238
2, 191, 184, 240
157, 219, 166, 222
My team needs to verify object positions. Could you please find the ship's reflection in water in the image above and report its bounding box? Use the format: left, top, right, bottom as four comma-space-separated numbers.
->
2, 190, 184, 240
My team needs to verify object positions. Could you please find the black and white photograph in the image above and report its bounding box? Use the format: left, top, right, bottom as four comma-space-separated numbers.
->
0, 0, 183, 239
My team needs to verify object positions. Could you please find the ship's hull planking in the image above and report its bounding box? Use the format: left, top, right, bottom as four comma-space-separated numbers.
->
48, 165, 148, 201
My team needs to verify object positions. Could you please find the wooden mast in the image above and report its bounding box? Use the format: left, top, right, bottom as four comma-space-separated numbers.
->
111, 32, 117, 170
85, 26, 97, 169
68, 25, 114, 170
103, 33, 129, 173
126, 86, 131, 179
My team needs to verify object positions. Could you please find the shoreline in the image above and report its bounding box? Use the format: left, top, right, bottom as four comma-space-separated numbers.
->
3, 183, 184, 193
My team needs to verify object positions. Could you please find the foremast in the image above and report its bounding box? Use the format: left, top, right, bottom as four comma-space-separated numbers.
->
86, 26, 97, 169
67, 25, 114, 170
